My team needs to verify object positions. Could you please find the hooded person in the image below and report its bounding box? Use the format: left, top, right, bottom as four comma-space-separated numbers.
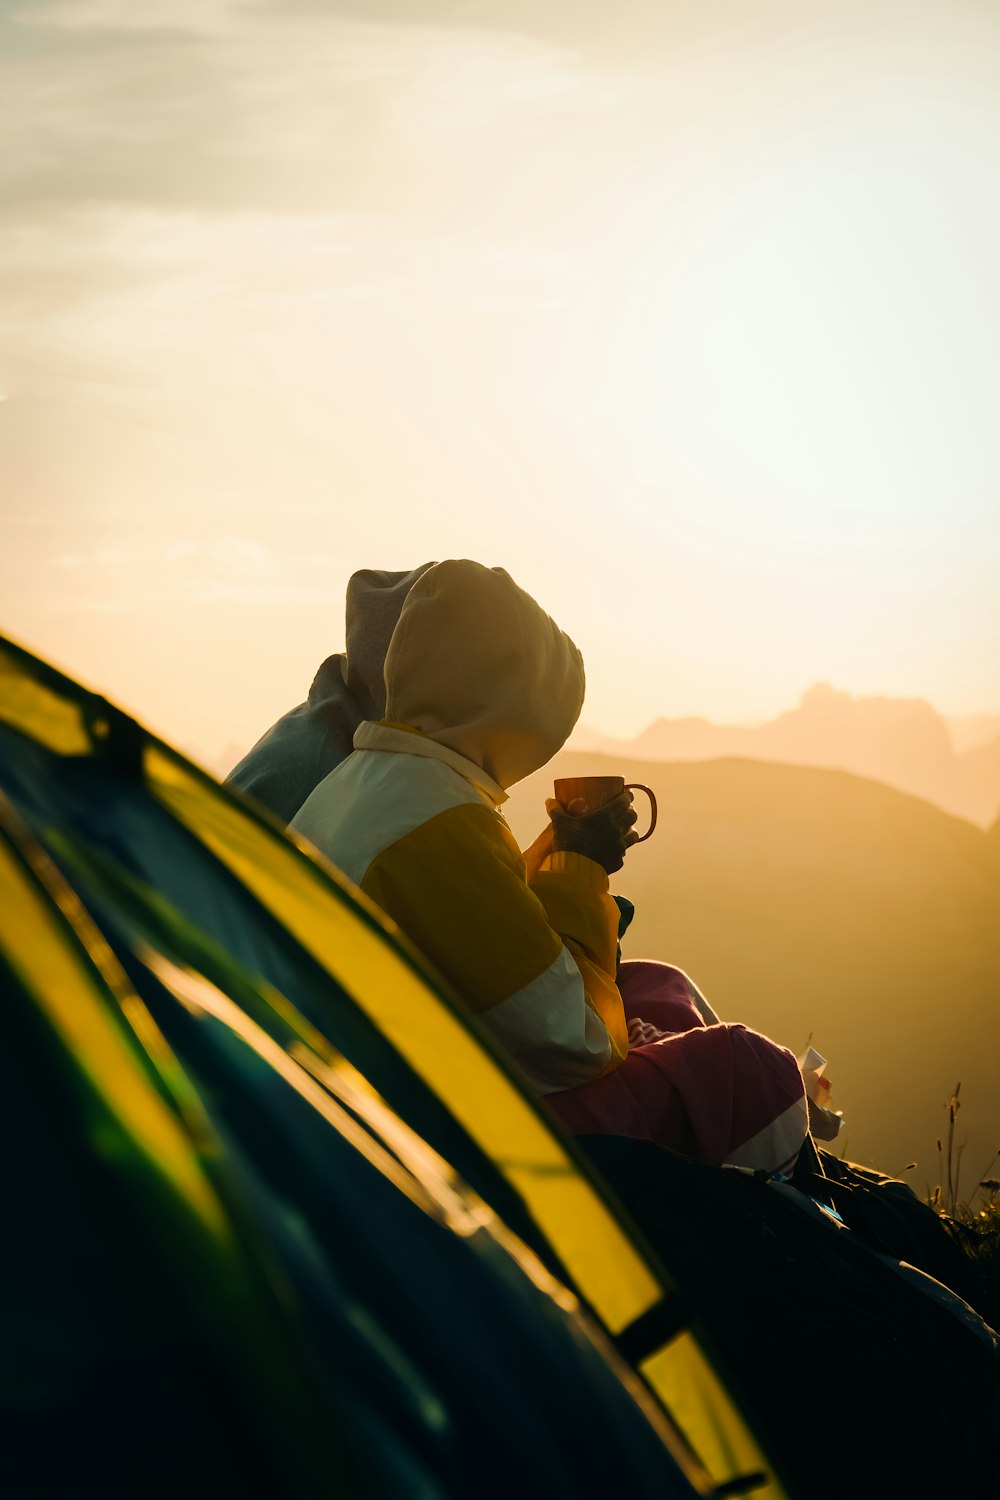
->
289, 559, 809, 1174
291, 559, 632, 1092
225, 563, 435, 825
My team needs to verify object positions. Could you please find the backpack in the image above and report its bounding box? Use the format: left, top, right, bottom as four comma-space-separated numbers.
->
581, 1135, 1000, 1500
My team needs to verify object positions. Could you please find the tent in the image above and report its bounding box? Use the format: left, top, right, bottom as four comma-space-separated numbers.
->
0, 634, 791, 1498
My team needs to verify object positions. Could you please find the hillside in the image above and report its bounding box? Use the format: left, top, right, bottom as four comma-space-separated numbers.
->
571, 684, 1000, 828
505, 752, 1000, 1188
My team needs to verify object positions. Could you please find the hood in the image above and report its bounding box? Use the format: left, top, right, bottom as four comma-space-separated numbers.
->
382, 560, 585, 790
309, 564, 436, 719
227, 562, 435, 824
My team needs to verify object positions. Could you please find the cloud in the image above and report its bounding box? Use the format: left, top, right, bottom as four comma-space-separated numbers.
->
18, 0, 255, 32
1, 4, 614, 224
39, 534, 344, 613
0, 0, 617, 447
0, 0, 618, 511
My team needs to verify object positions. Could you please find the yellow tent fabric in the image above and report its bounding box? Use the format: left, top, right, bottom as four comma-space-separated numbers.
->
0, 634, 789, 1498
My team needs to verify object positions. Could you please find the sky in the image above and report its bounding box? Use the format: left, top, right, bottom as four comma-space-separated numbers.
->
2, 0, 999, 762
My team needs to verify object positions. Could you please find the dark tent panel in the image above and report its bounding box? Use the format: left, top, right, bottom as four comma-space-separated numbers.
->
0, 634, 789, 1499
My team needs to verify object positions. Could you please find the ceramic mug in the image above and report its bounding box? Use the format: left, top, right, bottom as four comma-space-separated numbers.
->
552, 775, 658, 843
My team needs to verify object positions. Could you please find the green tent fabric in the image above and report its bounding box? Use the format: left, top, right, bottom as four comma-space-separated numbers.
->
0, 635, 790, 1499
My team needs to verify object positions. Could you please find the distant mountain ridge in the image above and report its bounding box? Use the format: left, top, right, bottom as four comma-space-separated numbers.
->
571, 684, 1000, 828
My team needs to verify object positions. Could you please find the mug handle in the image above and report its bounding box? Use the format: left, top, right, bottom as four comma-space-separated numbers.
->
624, 783, 657, 843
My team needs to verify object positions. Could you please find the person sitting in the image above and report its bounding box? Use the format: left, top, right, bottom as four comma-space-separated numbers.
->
289, 559, 808, 1173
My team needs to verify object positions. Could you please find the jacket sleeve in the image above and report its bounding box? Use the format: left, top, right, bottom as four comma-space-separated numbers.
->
359, 801, 629, 1094
527, 850, 630, 1064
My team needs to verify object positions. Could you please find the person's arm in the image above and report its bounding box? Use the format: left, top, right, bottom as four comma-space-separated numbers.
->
359, 801, 628, 1093
527, 847, 627, 1063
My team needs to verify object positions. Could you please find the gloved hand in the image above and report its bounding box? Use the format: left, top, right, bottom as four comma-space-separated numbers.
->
547, 790, 639, 874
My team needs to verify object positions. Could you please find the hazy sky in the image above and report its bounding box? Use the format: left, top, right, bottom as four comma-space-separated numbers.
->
2, 0, 999, 759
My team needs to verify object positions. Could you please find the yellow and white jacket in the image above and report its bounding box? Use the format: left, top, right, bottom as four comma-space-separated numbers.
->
291, 561, 629, 1095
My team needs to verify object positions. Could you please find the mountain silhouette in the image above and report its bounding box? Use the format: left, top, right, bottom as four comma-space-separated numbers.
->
571, 684, 1000, 828
505, 751, 1000, 1190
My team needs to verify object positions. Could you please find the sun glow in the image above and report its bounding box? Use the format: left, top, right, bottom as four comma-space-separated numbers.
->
2, 1, 999, 757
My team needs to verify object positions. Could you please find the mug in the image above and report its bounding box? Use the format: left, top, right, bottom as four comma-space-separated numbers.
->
552, 775, 658, 843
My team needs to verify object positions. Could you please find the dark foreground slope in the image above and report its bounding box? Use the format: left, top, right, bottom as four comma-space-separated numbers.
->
505, 754, 1000, 1187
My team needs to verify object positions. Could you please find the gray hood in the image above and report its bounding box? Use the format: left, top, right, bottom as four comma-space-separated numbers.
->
225, 562, 435, 823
